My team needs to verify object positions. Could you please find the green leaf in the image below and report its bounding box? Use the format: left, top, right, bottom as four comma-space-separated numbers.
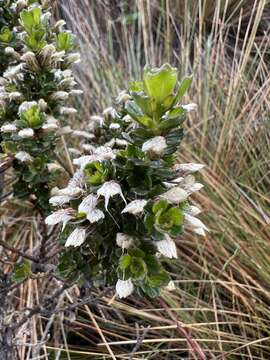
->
143, 63, 178, 104
130, 257, 147, 279
0, 27, 13, 43
152, 199, 168, 214
119, 254, 131, 270
20, 8, 42, 34
12, 260, 31, 282
125, 100, 155, 128
173, 76, 193, 105
148, 271, 170, 287
166, 207, 184, 226
56, 32, 74, 51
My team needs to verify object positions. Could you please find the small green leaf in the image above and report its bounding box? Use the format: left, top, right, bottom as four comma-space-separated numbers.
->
56, 32, 74, 51
0, 27, 13, 43
20, 8, 42, 34
152, 199, 168, 214
143, 63, 178, 104
173, 76, 193, 105
119, 254, 131, 270
12, 260, 31, 282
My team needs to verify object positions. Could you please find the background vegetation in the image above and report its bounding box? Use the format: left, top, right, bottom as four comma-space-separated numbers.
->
2, 0, 270, 358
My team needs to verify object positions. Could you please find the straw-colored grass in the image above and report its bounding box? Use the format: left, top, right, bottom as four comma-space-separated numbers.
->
1, 0, 270, 358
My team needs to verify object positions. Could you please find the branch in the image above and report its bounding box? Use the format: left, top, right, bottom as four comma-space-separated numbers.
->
0, 239, 39, 263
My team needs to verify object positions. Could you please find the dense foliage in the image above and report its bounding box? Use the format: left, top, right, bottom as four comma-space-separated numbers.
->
0, 0, 81, 212
46, 64, 207, 298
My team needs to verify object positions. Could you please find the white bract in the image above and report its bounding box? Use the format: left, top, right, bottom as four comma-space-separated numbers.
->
45, 209, 74, 230
1, 123, 17, 132
160, 187, 188, 204
184, 213, 208, 236
57, 186, 83, 198
116, 233, 134, 249
174, 163, 205, 174
65, 227, 86, 247
122, 199, 147, 215
97, 181, 126, 210
116, 279, 134, 298
15, 151, 33, 163
109, 123, 121, 130
103, 106, 117, 118
42, 123, 59, 132
156, 235, 178, 259
18, 101, 37, 114
49, 195, 71, 207
18, 128, 34, 138
165, 280, 176, 291
78, 194, 105, 223
142, 136, 167, 157
116, 90, 131, 103
182, 103, 197, 112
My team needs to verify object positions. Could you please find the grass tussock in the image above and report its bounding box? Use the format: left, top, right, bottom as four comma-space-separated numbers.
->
2, 0, 270, 358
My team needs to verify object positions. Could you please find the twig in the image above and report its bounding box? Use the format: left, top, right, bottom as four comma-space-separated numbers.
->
0, 239, 38, 263
128, 325, 150, 360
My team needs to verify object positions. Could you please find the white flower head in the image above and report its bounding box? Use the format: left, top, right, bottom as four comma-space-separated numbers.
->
15, 151, 33, 163
184, 213, 209, 236
78, 194, 105, 223
156, 235, 178, 259
45, 209, 74, 230
49, 195, 71, 207
160, 187, 188, 204
103, 106, 118, 118
97, 181, 126, 210
182, 103, 197, 112
18, 101, 38, 115
38, 99, 48, 111
70, 89, 83, 96
142, 136, 167, 157
81, 143, 96, 153
165, 280, 176, 291
174, 163, 205, 174
42, 123, 59, 132
57, 186, 83, 198
60, 107, 77, 115
58, 125, 72, 135
116, 138, 128, 147
94, 146, 116, 161
109, 123, 121, 130
4, 64, 24, 80
73, 130, 95, 140
116, 90, 131, 104
89, 115, 104, 129
65, 52, 81, 65
9, 92, 23, 101
47, 163, 63, 173
122, 199, 147, 215
122, 114, 133, 123
50, 91, 69, 101
73, 155, 98, 170
116, 233, 134, 249
187, 182, 204, 194
1, 123, 17, 133
188, 205, 202, 216
18, 128, 34, 138
65, 227, 86, 247
68, 170, 85, 189
116, 279, 134, 298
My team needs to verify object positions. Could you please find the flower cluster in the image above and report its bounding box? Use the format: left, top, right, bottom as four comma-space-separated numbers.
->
0, 1, 81, 211
46, 64, 208, 298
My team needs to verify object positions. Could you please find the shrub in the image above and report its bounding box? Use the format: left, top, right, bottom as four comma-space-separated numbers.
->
47, 64, 207, 298
0, 0, 81, 212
